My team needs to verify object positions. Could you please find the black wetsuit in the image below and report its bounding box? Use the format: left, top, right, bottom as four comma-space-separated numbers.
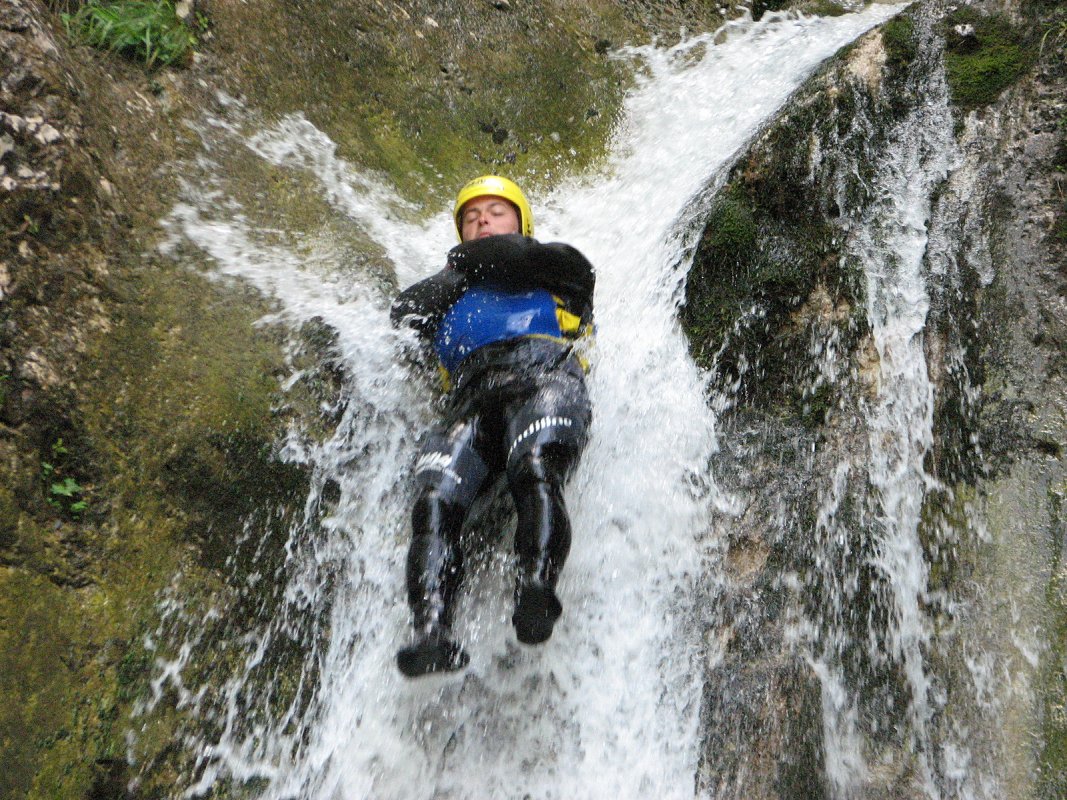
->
391, 234, 595, 675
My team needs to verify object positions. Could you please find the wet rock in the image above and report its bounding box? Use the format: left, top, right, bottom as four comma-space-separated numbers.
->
684, 0, 1067, 794
0, 0, 887, 796
0, 2, 32, 33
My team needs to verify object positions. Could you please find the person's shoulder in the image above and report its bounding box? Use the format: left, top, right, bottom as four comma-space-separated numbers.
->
448, 233, 527, 259
447, 235, 592, 276
538, 240, 593, 270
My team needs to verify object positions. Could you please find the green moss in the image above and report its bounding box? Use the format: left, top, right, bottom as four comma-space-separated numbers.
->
1038, 485, 1067, 800
0, 245, 311, 799
704, 195, 759, 265
943, 10, 1036, 112
798, 381, 833, 427
882, 14, 917, 70
80, 260, 308, 570
917, 485, 981, 597
0, 570, 78, 799
1053, 215, 1067, 243
9, 493, 209, 799
207, 0, 637, 205
681, 193, 761, 361
0, 484, 16, 547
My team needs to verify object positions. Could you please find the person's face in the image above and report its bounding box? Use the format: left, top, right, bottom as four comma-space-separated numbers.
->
459, 195, 521, 242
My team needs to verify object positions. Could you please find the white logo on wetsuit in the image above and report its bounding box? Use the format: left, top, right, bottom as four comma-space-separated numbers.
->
507, 416, 574, 460
415, 451, 463, 484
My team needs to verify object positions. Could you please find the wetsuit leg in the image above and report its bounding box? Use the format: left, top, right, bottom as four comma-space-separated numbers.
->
398, 419, 489, 677
405, 487, 466, 635
507, 444, 581, 643
503, 362, 591, 644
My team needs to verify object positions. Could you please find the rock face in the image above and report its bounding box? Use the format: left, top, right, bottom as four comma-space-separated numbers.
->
0, 3, 315, 797
1, 0, 111, 434
684, 0, 1066, 796
3, 0, 1063, 797
0, 1, 746, 797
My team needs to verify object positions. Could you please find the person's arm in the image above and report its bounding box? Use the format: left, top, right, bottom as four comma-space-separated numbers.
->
446, 234, 595, 319
389, 267, 467, 339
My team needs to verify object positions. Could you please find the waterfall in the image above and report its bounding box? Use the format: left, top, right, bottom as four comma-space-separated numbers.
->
148, 6, 907, 799
820, 31, 958, 795
850, 76, 954, 798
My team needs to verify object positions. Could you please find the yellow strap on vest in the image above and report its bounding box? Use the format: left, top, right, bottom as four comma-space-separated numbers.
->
556, 306, 583, 335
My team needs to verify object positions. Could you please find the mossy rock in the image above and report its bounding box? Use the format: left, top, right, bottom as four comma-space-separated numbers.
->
0, 570, 77, 799
201, 0, 640, 205
681, 193, 761, 361
79, 257, 311, 569
882, 13, 917, 70
943, 9, 1036, 112
1039, 488, 1067, 800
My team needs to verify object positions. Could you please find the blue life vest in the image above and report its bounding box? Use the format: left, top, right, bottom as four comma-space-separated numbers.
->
434, 285, 563, 373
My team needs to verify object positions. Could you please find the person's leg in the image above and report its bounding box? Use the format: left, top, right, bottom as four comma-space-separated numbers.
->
504, 368, 591, 644
398, 418, 489, 677
507, 443, 580, 644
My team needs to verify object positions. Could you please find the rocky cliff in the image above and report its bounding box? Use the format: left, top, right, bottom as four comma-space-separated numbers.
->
2, 0, 1064, 797
683, 0, 1065, 796
0, 1, 737, 796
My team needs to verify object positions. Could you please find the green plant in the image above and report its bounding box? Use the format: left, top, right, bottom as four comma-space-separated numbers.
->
62, 1, 196, 68
882, 14, 918, 70
41, 439, 89, 516
1040, 19, 1067, 58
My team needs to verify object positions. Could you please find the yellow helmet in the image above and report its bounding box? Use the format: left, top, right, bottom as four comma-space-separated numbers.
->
453, 175, 533, 240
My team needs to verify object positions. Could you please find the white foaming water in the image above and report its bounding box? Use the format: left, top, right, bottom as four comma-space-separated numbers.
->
157, 6, 904, 799
804, 32, 959, 797
853, 76, 956, 800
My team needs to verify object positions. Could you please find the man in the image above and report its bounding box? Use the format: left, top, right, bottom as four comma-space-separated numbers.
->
391, 175, 595, 678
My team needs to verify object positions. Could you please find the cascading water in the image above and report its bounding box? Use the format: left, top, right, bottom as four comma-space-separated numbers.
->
144, 6, 909, 799
850, 76, 955, 798
718, 7, 1018, 796
803, 27, 960, 795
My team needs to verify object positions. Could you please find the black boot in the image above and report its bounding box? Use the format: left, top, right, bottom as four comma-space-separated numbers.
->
513, 579, 563, 645
397, 491, 469, 677
509, 452, 572, 646
397, 621, 470, 677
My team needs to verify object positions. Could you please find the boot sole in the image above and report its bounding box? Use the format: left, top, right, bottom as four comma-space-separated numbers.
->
396, 639, 470, 678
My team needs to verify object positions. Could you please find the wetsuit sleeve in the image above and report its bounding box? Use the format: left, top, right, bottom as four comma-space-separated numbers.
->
390, 267, 467, 339
446, 234, 595, 320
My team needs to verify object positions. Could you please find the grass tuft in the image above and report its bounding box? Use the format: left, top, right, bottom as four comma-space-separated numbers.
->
63, 0, 195, 68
